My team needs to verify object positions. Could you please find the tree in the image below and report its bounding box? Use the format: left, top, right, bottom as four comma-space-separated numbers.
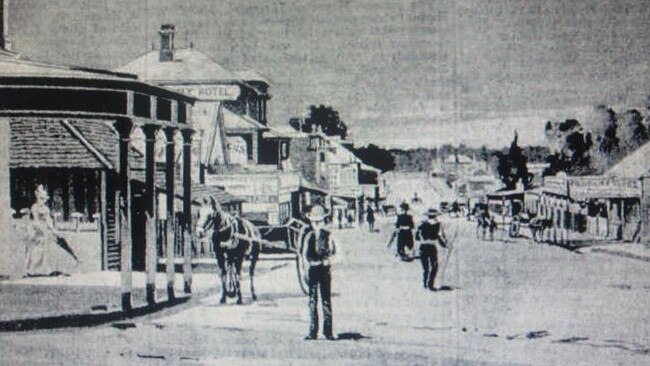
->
617, 109, 648, 153
544, 119, 594, 175
352, 144, 396, 173
496, 132, 532, 190
304, 105, 348, 139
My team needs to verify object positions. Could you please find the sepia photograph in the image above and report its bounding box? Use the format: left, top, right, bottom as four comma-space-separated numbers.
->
0, 0, 649, 365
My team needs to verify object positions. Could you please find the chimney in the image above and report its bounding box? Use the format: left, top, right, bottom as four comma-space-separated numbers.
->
158, 24, 175, 62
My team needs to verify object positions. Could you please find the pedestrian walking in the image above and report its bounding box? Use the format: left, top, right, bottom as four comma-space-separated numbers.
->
415, 208, 447, 291
302, 204, 338, 341
366, 206, 375, 232
394, 202, 414, 260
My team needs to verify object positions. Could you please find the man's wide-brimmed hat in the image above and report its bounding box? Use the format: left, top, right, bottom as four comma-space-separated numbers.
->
35, 184, 49, 200
306, 204, 328, 221
425, 208, 441, 218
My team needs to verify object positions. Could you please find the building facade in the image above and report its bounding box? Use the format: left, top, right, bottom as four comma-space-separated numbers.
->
0, 50, 196, 308
118, 25, 300, 226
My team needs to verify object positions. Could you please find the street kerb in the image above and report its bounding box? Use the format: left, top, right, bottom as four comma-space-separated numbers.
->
0, 295, 191, 332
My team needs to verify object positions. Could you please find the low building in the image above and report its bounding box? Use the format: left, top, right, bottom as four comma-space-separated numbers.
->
528, 173, 641, 243
289, 130, 380, 226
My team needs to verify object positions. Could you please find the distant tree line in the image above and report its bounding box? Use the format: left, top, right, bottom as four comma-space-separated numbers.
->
389, 144, 549, 173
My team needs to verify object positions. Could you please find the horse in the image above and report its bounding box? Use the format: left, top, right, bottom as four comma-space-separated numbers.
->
528, 217, 553, 243
195, 197, 261, 304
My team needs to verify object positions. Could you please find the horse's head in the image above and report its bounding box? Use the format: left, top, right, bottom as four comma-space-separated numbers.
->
195, 197, 222, 239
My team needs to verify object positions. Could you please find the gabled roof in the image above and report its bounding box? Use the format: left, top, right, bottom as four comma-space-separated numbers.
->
606, 141, 650, 178
264, 125, 304, 139
322, 134, 361, 165
222, 108, 268, 131
116, 48, 237, 83
235, 69, 269, 84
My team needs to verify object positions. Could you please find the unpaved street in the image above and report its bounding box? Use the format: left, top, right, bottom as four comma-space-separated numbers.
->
2, 218, 649, 365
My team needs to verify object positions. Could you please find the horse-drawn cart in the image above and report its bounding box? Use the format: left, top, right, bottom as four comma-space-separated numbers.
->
257, 218, 311, 295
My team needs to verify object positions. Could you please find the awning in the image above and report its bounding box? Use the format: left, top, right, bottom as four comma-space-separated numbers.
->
223, 108, 268, 132
190, 184, 246, 206
10, 118, 117, 170
299, 182, 328, 196
331, 197, 348, 207
486, 190, 525, 200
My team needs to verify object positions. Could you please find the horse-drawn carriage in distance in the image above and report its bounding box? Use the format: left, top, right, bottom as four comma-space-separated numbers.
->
482, 190, 550, 241
470, 190, 527, 241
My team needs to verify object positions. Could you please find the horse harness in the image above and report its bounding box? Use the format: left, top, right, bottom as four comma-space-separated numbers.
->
207, 211, 247, 251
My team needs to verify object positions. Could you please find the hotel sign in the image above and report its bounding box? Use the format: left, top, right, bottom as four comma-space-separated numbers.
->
166, 84, 241, 101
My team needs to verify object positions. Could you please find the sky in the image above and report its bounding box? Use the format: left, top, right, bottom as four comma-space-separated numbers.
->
7, 0, 650, 148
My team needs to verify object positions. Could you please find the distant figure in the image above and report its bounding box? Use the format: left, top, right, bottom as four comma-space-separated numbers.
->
415, 208, 448, 291
412, 192, 421, 204
477, 207, 496, 241
450, 201, 460, 217
346, 212, 354, 228
394, 202, 415, 260
366, 206, 375, 232
302, 204, 338, 341
337, 210, 343, 230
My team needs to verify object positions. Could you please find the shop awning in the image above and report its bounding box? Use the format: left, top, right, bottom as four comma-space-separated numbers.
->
299, 181, 328, 196
486, 190, 525, 200
190, 184, 246, 206
223, 108, 268, 132
10, 118, 117, 170
331, 197, 349, 207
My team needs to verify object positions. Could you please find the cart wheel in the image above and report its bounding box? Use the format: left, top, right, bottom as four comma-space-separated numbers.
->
296, 254, 309, 295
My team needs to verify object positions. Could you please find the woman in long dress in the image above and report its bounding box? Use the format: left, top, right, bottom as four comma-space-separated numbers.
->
24, 185, 77, 276
24, 185, 55, 275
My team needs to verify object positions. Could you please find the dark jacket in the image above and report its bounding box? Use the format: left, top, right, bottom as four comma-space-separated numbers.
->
303, 229, 336, 264
395, 214, 415, 247
366, 208, 375, 222
416, 221, 446, 247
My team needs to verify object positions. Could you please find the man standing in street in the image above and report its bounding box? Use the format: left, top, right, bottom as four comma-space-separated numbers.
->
302, 204, 337, 341
415, 208, 448, 291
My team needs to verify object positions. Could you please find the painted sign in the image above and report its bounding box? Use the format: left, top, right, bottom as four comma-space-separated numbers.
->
166, 84, 241, 101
